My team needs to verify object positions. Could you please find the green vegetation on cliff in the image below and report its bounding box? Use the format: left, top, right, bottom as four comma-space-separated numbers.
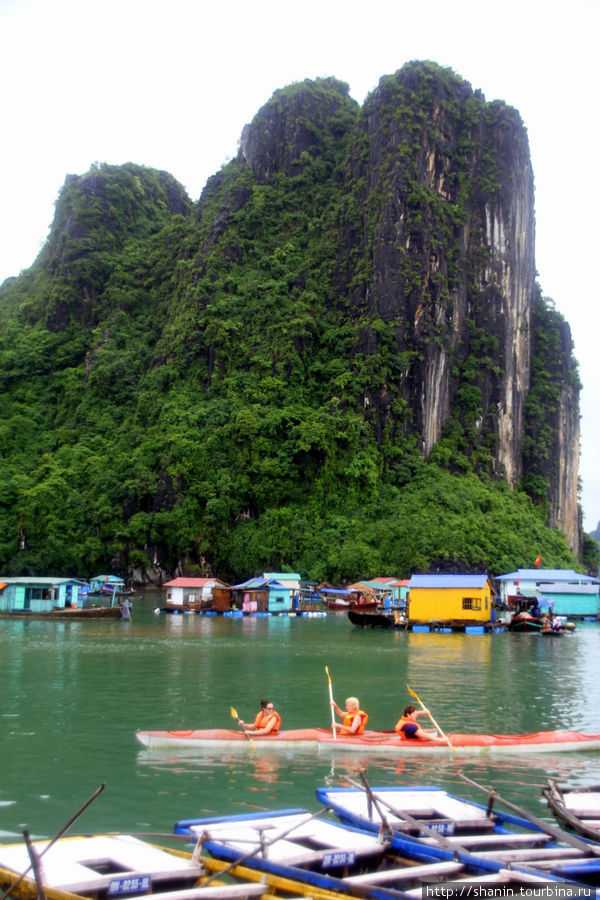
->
0, 67, 589, 581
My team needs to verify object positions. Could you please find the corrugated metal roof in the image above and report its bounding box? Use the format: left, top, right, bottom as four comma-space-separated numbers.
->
496, 569, 598, 583
163, 577, 219, 588
408, 574, 490, 589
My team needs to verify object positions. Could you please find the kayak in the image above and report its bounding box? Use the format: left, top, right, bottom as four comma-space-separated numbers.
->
135, 726, 600, 753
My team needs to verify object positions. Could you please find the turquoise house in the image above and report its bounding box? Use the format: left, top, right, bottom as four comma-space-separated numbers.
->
496, 568, 599, 620
232, 575, 293, 614
0, 577, 87, 613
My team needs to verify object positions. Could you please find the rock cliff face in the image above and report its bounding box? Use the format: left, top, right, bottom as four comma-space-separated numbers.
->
235, 62, 580, 553
338, 63, 535, 484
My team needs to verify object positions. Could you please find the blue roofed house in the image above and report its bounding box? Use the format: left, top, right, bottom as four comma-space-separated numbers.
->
495, 569, 600, 621
230, 573, 299, 614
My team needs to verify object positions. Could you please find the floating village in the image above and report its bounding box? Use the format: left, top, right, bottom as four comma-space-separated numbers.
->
1, 567, 599, 632
3, 566, 600, 900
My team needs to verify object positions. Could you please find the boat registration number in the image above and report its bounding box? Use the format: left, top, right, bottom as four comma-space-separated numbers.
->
322, 850, 356, 868
107, 875, 152, 895
419, 821, 455, 836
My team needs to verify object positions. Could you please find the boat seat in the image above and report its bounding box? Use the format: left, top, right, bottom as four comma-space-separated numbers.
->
566, 808, 600, 818
476, 847, 584, 862
282, 843, 387, 868
393, 817, 497, 834
401, 868, 552, 897
125, 885, 268, 899
421, 832, 552, 848
342, 860, 465, 885
61, 866, 207, 894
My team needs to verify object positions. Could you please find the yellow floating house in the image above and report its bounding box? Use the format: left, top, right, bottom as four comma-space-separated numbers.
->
407, 574, 495, 629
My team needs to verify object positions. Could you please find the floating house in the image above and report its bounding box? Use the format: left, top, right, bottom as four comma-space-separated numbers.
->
496, 569, 600, 621
407, 574, 495, 630
162, 577, 230, 613
230, 574, 296, 614
0, 576, 89, 614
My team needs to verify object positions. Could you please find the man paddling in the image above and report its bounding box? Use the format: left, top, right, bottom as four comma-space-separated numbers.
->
239, 699, 281, 736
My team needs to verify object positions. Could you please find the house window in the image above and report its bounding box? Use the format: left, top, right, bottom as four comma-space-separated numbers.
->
462, 597, 481, 610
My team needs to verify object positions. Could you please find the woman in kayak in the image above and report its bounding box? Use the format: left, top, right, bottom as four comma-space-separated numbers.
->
395, 704, 433, 740
330, 697, 368, 735
239, 699, 281, 736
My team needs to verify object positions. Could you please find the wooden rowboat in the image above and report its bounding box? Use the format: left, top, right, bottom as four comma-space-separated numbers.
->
174, 807, 564, 897
317, 782, 600, 886
135, 726, 600, 754
0, 833, 332, 900
543, 780, 600, 841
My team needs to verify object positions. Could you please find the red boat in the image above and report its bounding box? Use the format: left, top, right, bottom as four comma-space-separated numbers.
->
135, 727, 600, 754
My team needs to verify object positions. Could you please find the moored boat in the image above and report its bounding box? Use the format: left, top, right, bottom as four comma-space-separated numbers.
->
0, 833, 283, 900
173, 807, 561, 897
543, 780, 600, 841
348, 609, 395, 628
508, 611, 545, 631
0, 604, 124, 620
135, 726, 600, 753
317, 782, 600, 886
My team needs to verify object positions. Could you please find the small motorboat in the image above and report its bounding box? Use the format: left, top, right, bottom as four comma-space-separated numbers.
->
543, 780, 600, 841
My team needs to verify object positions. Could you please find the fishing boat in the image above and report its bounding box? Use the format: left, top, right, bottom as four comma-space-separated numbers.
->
173, 808, 560, 897
348, 609, 395, 628
322, 598, 379, 612
317, 780, 600, 886
0, 604, 125, 620
0, 833, 289, 900
508, 610, 545, 631
543, 780, 600, 841
135, 726, 600, 753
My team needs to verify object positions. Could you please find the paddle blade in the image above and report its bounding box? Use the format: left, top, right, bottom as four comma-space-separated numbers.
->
406, 684, 418, 700
230, 706, 238, 720
325, 665, 331, 683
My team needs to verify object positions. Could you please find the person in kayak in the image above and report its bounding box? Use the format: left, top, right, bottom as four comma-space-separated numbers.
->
395, 704, 433, 740
239, 699, 281, 736
330, 697, 368, 735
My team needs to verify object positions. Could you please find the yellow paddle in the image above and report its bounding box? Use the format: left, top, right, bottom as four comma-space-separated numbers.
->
230, 705, 256, 753
406, 684, 455, 753
325, 665, 337, 740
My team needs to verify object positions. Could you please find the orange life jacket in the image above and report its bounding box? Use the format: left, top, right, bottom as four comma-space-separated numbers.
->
253, 709, 281, 734
395, 715, 418, 739
342, 709, 368, 735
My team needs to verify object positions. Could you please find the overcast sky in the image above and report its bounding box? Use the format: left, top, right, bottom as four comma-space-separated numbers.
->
1, 0, 598, 532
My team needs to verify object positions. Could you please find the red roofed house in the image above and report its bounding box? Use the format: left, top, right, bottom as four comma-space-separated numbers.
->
162, 577, 230, 613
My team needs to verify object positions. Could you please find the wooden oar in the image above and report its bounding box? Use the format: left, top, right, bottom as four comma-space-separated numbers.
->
407, 683, 455, 753
325, 665, 336, 740
230, 705, 256, 753
457, 772, 600, 856
0, 783, 106, 900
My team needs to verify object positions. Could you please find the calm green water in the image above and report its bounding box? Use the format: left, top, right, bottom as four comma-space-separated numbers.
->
2, 594, 600, 843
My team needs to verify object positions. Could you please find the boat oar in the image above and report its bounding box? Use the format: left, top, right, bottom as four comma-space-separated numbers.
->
457, 772, 600, 856
325, 665, 337, 740
230, 705, 256, 753
0, 782, 106, 900
407, 683, 455, 754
